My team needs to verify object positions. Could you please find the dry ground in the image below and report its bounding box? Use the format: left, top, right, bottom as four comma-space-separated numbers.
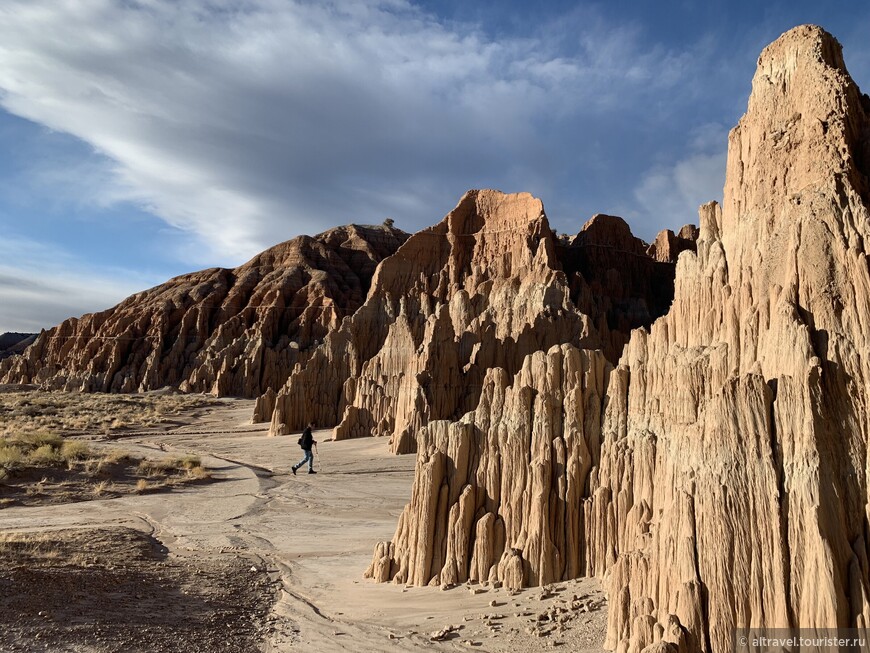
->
0, 385, 218, 435
0, 392, 607, 653
0, 431, 211, 507
0, 528, 275, 653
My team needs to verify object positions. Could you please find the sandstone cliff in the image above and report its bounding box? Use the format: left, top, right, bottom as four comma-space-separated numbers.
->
589, 25, 870, 652
0, 225, 408, 395
262, 192, 677, 453
367, 24, 870, 653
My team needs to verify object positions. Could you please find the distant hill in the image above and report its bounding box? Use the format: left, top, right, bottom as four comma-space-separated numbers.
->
0, 224, 409, 394
0, 332, 37, 360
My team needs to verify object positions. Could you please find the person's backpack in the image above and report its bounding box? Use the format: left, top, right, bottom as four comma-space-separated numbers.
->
297, 437, 303, 445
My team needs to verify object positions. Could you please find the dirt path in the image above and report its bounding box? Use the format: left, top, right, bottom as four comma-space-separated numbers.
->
0, 399, 607, 652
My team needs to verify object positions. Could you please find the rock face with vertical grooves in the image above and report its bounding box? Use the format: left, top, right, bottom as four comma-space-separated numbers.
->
263, 191, 678, 453
562, 215, 686, 363
365, 343, 610, 588
588, 25, 870, 652
0, 225, 408, 395
368, 24, 870, 653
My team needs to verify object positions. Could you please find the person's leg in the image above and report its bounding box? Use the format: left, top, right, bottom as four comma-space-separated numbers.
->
307, 449, 315, 472
293, 451, 309, 471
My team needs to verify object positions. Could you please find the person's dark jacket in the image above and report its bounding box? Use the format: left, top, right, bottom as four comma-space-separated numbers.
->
299, 427, 315, 451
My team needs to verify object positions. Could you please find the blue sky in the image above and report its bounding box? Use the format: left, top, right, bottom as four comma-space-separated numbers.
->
0, 0, 868, 333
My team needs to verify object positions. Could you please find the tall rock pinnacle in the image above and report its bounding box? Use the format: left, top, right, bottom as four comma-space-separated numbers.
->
368, 24, 870, 653
590, 24, 870, 651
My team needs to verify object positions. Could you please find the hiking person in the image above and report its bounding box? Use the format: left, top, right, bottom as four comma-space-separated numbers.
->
292, 422, 317, 475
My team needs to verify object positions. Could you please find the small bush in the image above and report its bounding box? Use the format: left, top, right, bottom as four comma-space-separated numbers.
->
60, 440, 91, 462
16, 432, 63, 449
174, 456, 201, 470
0, 445, 25, 470
136, 460, 159, 476
187, 466, 210, 480
28, 444, 62, 466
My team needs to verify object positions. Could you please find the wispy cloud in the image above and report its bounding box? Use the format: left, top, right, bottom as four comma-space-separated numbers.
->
0, 236, 160, 333
0, 0, 705, 265
630, 123, 728, 236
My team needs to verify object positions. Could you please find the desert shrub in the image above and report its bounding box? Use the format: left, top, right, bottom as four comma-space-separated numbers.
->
16, 432, 63, 449
136, 460, 158, 476
60, 440, 91, 461
0, 444, 24, 470
187, 465, 210, 480
173, 455, 201, 470
28, 444, 62, 465
137, 455, 203, 477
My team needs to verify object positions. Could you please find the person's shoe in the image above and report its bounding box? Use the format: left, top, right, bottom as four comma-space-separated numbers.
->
291, 466, 297, 476
308, 469, 317, 474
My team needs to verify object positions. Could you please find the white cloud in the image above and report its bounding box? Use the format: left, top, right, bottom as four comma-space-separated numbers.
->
632, 123, 728, 235
0, 236, 160, 333
0, 0, 699, 266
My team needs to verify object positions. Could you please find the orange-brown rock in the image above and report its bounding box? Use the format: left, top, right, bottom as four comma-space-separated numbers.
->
587, 25, 870, 652
265, 191, 673, 453
645, 224, 698, 263
0, 225, 408, 395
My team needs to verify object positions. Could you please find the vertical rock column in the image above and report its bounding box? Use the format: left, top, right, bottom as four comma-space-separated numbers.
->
587, 25, 870, 653
366, 344, 610, 588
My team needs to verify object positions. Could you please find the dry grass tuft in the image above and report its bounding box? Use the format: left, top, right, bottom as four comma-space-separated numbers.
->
60, 440, 90, 461
0, 431, 212, 507
92, 480, 111, 497
0, 390, 219, 436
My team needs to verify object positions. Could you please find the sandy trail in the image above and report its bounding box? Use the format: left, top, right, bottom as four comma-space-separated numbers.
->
1, 399, 606, 652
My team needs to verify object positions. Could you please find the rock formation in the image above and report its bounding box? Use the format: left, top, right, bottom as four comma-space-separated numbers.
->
368, 24, 870, 653
562, 215, 688, 363
262, 192, 677, 452
365, 343, 610, 588
0, 225, 408, 395
589, 25, 870, 652
645, 224, 698, 263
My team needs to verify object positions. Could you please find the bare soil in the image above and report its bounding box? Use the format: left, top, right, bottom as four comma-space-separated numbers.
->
0, 395, 607, 652
0, 528, 275, 653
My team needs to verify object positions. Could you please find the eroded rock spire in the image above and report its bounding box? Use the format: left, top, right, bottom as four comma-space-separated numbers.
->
368, 24, 870, 653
